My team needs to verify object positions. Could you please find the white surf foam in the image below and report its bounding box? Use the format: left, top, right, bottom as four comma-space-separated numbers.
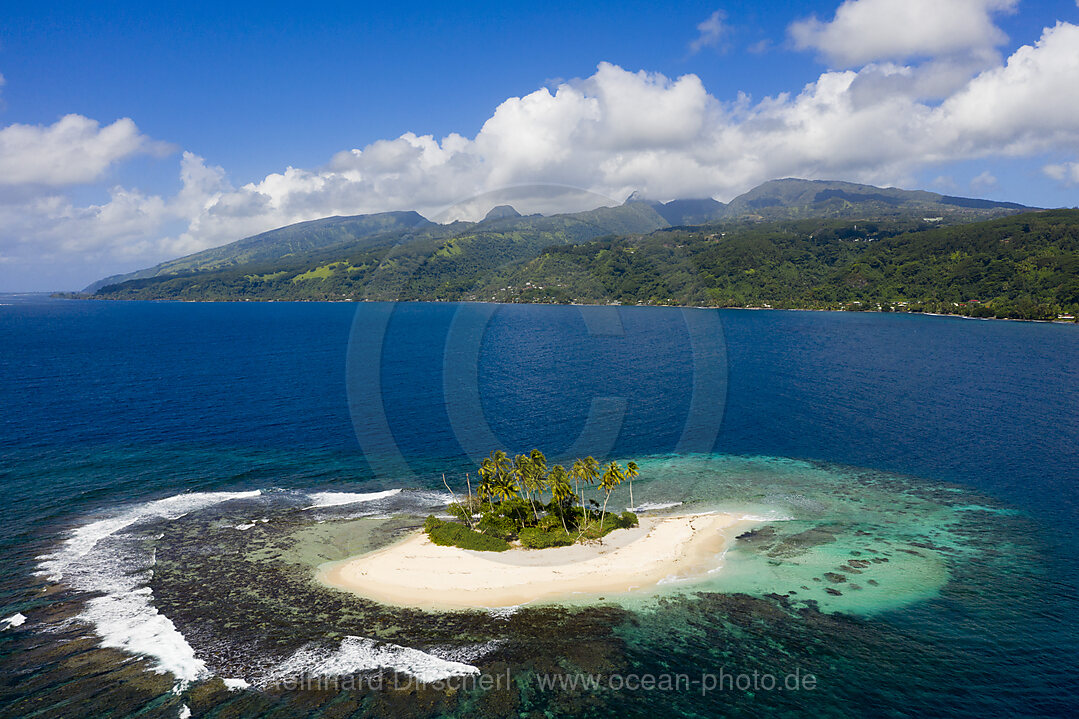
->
303, 489, 402, 509
269, 636, 479, 685
425, 639, 506, 664
657, 574, 692, 585
629, 501, 683, 512
410, 490, 454, 503
36, 490, 261, 684
83, 590, 208, 684
2, 613, 26, 630
39, 490, 262, 581
486, 605, 522, 619
739, 512, 794, 522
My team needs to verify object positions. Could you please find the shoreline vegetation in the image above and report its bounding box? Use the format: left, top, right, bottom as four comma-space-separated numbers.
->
314, 450, 774, 610
50, 295, 1079, 325
318, 512, 757, 610
429, 450, 641, 552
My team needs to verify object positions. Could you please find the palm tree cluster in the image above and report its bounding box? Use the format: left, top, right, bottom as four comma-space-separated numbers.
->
435, 449, 641, 549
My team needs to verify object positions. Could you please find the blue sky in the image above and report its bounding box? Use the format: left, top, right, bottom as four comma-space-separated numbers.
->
2, 1, 820, 180
2, 0, 1079, 290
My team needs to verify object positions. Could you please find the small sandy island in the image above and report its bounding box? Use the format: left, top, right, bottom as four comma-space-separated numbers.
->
318, 512, 760, 609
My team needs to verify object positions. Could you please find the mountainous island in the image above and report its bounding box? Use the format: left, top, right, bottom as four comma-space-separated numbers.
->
76, 179, 1079, 321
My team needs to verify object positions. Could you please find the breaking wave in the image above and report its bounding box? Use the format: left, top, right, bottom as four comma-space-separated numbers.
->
629, 501, 683, 512
265, 636, 479, 686
303, 489, 403, 509
2, 613, 26, 630
36, 490, 262, 684
31, 486, 476, 689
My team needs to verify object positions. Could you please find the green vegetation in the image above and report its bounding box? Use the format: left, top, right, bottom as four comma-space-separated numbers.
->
74, 175, 1075, 321
423, 515, 511, 552
84, 211, 436, 292
424, 449, 641, 552
84, 203, 668, 298
483, 210, 1079, 320
83, 208, 1079, 321
517, 527, 575, 549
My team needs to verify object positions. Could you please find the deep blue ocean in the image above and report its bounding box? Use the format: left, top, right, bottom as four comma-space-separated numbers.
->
0, 294, 1077, 718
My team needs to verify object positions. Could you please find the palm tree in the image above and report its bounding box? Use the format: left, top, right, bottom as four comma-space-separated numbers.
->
571, 456, 598, 491
599, 461, 625, 531
513, 453, 534, 512
529, 448, 548, 502
569, 459, 585, 527
491, 449, 511, 473
581, 456, 600, 485
513, 453, 548, 522
624, 461, 640, 509
488, 471, 519, 504
477, 457, 496, 502
547, 464, 574, 532
478, 450, 514, 504
574, 456, 601, 527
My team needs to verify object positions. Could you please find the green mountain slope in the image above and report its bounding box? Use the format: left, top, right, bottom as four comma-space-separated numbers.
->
88, 209, 1079, 320
478, 210, 1079, 319
84, 210, 435, 292
624, 178, 1031, 226
82, 179, 1067, 319
90, 202, 670, 300
626, 196, 728, 226
721, 178, 1032, 221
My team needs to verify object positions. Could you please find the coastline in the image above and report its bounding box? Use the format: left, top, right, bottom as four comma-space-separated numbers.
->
46, 294, 1079, 324
317, 512, 761, 610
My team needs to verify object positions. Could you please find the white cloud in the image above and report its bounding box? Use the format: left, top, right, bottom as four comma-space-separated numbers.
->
0, 114, 167, 186
790, 0, 1018, 67
932, 175, 957, 190
1043, 161, 1079, 184
5, 19, 1079, 289
970, 170, 998, 190
690, 10, 729, 54
933, 22, 1079, 155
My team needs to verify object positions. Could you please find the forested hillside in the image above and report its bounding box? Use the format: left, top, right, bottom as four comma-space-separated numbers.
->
88, 210, 1079, 320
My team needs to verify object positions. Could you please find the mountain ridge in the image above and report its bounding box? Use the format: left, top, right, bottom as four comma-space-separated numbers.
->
85, 178, 1039, 294
85, 210, 435, 293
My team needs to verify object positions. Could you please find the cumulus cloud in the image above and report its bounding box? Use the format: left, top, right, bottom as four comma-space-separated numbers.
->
932, 23, 1079, 155
789, 0, 1018, 67
689, 10, 729, 54
167, 23, 1079, 240
0, 114, 167, 186
5, 17, 1079, 289
1043, 161, 1079, 184
970, 170, 998, 190
92, 25, 1079, 245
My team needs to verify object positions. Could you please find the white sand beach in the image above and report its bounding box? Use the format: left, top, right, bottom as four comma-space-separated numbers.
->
318, 512, 759, 609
